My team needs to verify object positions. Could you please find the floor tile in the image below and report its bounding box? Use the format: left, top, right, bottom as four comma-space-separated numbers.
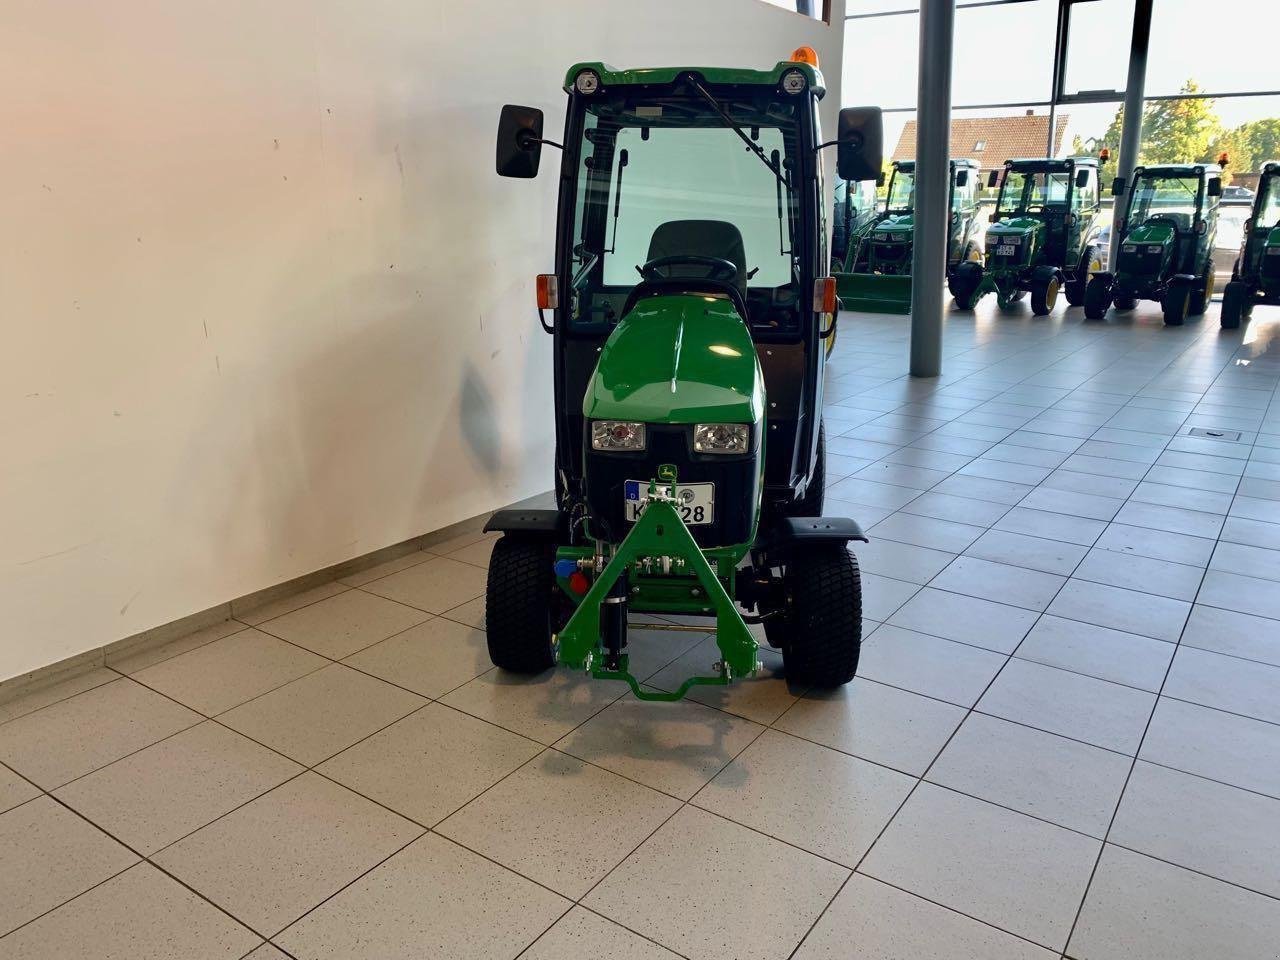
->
858, 572, 921, 621
1018, 488, 1125, 522
335, 549, 432, 587
437, 532, 500, 568
54, 721, 301, 856
585, 805, 848, 960
966, 529, 1088, 576
1039, 468, 1138, 500
341, 616, 490, 698
859, 625, 1006, 706
984, 441, 1070, 468
883, 445, 974, 472
1111, 761, 1280, 898
1130, 480, 1232, 515
1145, 463, 1242, 493
438, 749, 678, 899
276, 832, 568, 959
0, 763, 38, 814
795, 872, 1055, 960
1179, 604, 1280, 666
773, 679, 965, 776
694, 729, 915, 867
852, 538, 957, 584
933, 473, 1033, 505
978, 658, 1155, 754
131, 629, 326, 716
256, 589, 429, 659
826, 477, 921, 510
928, 712, 1130, 837
1209, 540, 1280, 582
1015, 615, 1174, 692
521, 907, 683, 960
1069, 844, 1280, 960
1220, 515, 1280, 550
440, 668, 625, 745
557, 695, 762, 800
887, 588, 1038, 654
1058, 453, 1151, 481
0, 667, 120, 725
852, 460, 952, 491
1072, 548, 1204, 602
1197, 568, 1280, 620
0, 862, 260, 959
440, 594, 486, 629
860, 782, 1099, 950
0, 679, 200, 789
993, 506, 1107, 546
1230, 494, 1280, 524
1046, 580, 1189, 642
930, 556, 1065, 612
646, 636, 797, 724
0, 795, 138, 936
153, 772, 422, 936
1163, 646, 1280, 725
959, 457, 1051, 486
1093, 523, 1215, 566
107, 619, 248, 675
217, 663, 425, 765
234, 581, 350, 626
868, 511, 985, 553
1141, 697, 1280, 799
317, 702, 540, 825
1113, 500, 1225, 539
360, 556, 489, 614
901, 491, 1011, 526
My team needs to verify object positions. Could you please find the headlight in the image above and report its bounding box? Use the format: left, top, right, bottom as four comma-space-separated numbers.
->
591, 420, 645, 451
694, 423, 749, 454
780, 69, 807, 95
1002, 234, 1022, 244
574, 70, 600, 95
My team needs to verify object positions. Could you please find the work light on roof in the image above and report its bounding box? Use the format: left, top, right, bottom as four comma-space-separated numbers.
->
781, 69, 807, 95
574, 70, 600, 95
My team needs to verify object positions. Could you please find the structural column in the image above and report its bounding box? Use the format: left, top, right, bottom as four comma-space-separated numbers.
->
909, 0, 955, 379
1112, 0, 1154, 271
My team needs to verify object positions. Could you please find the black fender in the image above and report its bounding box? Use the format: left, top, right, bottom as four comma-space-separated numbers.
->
769, 516, 867, 548
483, 509, 566, 540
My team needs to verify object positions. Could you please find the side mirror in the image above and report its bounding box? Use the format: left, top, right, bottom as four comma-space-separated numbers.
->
1208, 177, 1222, 198
1076, 169, 1090, 189
955, 170, 969, 188
836, 106, 884, 182
496, 104, 545, 178
1111, 176, 1126, 197
987, 170, 1000, 189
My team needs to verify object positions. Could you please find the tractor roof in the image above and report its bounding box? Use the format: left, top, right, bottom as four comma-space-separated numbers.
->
1136, 163, 1223, 177
1005, 156, 1099, 169
563, 61, 826, 98
1262, 160, 1280, 176
893, 158, 980, 172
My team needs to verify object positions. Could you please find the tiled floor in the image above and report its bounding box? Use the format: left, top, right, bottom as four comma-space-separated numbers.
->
3, 299, 1280, 959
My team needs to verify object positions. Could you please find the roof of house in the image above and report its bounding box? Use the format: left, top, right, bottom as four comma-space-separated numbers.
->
892, 112, 1071, 168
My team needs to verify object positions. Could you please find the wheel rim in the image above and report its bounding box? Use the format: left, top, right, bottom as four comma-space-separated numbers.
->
1046, 279, 1060, 308
1204, 270, 1215, 302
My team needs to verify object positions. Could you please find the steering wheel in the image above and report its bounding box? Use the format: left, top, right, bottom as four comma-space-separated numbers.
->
639, 255, 740, 284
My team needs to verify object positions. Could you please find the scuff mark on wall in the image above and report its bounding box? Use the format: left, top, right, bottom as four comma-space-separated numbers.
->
119, 589, 141, 616
18, 540, 97, 566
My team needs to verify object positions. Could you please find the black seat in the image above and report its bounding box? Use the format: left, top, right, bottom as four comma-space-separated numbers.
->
646, 220, 748, 298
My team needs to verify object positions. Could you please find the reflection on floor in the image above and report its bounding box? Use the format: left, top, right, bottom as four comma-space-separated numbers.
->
2, 299, 1280, 959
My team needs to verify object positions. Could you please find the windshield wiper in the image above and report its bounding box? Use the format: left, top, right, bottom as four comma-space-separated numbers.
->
688, 78, 788, 188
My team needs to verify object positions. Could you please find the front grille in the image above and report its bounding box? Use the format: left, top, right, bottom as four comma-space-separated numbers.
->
1118, 244, 1167, 277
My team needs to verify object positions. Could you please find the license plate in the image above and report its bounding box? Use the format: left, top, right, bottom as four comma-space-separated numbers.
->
1268, 248, 1280, 255
996, 245, 1016, 257
624, 480, 714, 525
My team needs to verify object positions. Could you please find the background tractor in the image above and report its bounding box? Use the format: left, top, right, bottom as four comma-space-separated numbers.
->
830, 177, 879, 271
834, 158, 982, 314
951, 156, 1104, 316
487, 53, 882, 700
1221, 160, 1280, 329
1085, 161, 1224, 325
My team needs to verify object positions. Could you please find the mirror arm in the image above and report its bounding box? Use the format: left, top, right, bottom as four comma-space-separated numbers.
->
517, 131, 564, 151
537, 307, 554, 335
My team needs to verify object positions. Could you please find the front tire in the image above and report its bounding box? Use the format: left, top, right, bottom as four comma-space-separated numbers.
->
1030, 269, 1061, 317
1189, 263, 1215, 316
1066, 245, 1102, 306
949, 261, 983, 310
772, 545, 862, 688
1084, 274, 1112, 320
1221, 280, 1250, 330
486, 537, 556, 673
1163, 279, 1191, 326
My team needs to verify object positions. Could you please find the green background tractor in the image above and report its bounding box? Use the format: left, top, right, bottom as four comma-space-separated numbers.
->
834, 158, 982, 314
1086, 162, 1224, 325
1221, 160, 1280, 329
487, 55, 881, 700
950, 156, 1104, 316
830, 177, 879, 272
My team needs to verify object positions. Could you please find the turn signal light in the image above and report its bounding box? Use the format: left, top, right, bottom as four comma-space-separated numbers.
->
814, 276, 837, 314
1218, 152, 1230, 167
1098, 148, 1111, 163
789, 46, 820, 68
536, 273, 558, 310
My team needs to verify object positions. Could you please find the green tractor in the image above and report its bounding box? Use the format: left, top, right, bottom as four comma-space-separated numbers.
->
835, 158, 983, 314
1221, 160, 1280, 329
1085, 161, 1224, 325
830, 177, 879, 271
950, 156, 1105, 316
487, 53, 882, 700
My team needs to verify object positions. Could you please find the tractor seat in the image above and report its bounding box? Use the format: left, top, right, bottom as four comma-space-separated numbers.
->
647, 219, 749, 299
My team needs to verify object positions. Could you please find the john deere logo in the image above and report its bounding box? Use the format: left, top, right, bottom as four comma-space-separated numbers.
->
657, 464, 678, 482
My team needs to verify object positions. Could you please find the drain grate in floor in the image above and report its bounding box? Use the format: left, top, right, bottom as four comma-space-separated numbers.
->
1188, 427, 1243, 441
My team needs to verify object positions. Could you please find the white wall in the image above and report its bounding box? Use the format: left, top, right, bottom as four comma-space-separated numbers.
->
0, 0, 845, 682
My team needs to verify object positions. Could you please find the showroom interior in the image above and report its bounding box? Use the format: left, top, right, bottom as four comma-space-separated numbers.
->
2, 0, 1279, 957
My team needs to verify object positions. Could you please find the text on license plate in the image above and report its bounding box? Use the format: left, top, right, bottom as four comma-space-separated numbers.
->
624, 480, 715, 525
996, 245, 1016, 257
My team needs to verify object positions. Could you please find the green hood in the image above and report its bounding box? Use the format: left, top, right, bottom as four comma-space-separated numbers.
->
988, 217, 1042, 240
873, 214, 914, 239
583, 294, 764, 425
1125, 221, 1176, 245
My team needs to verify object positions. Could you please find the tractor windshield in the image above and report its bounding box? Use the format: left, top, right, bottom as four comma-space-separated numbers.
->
1259, 174, 1280, 229
564, 91, 805, 332
998, 170, 1069, 215
1127, 173, 1200, 231
886, 169, 915, 213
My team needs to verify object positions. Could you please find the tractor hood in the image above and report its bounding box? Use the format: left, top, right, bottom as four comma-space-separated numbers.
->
1116, 221, 1174, 277
582, 294, 764, 425
988, 217, 1042, 239
1126, 221, 1176, 246
872, 214, 914, 240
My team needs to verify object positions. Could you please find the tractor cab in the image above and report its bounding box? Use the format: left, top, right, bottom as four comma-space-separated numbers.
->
951, 156, 1104, 315
1086, 162, 1223, 325
1222, 160, 1280, 329
488, 55, 882, 700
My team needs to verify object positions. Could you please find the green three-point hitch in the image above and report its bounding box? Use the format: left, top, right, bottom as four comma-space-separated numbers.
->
483, 51, 876, 701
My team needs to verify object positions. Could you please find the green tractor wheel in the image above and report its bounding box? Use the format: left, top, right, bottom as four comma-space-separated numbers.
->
948, 261, 984, 310
784, 422, 825, 517
1113, 293, 1138, 311
1030, 268, 1061, 317
1084, 274, 1112, 320
1189, 263, 1215, 316
767, 545, 862, 687
1065, 245, 1102, 307
1162, 278, 1192, 326
1220, 280, 1251, 330
486, 537, 558, 673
